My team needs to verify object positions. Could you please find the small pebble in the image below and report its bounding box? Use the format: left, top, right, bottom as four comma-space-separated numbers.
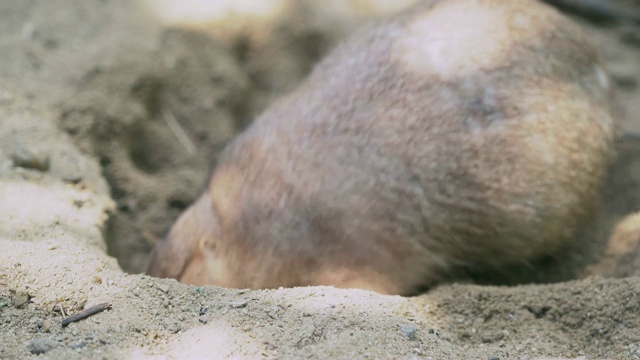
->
401, 325, 417, 340
62, 175, 83, 184
41, 319, 52, 333
73, 298, 88, 311
157, 283, 170, 293
12, 289, 29, 309
267, 306, 280, 319
168, 323, 181, 334
12, 145, 50, 171
70, 341, 87, 350
28, 337, 60, 355
490, 357, 500, 360
230, 299, 248, 309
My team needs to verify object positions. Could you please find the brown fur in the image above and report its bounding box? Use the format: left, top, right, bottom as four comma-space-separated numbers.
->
147, 0, 616, 295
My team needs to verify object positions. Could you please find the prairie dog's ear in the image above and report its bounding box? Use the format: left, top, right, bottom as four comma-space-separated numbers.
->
180, 234, 232, 287
147, 193, 219, 279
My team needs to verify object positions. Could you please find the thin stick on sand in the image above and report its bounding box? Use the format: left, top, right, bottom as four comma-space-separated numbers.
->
61, 302, 112, 327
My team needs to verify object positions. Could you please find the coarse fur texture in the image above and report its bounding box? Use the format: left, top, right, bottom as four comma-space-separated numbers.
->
148, 0, 616, 295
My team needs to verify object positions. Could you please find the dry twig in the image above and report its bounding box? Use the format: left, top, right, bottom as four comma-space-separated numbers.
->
162, 107, 197, 155
61, 302, 112, 327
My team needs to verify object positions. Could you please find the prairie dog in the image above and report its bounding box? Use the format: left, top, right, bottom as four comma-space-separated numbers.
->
148, 0, 616, 295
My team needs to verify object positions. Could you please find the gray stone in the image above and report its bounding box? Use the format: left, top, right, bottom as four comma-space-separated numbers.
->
230, 299, 248, 309
401, 325, 417, 340
28, 337, 60, 355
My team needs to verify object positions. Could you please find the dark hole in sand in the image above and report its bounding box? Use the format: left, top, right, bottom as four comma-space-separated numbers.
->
82, 26, 341, 276
56, 29, 261, 274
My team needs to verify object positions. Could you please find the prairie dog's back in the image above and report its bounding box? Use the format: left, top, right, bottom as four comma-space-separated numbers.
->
149, 0, 615, 295
237, 0, 614, 263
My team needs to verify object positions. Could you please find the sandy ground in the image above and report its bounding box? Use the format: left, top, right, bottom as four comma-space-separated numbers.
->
1, 0, 640, 359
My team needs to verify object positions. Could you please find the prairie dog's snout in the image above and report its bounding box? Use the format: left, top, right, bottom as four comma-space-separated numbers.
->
147, 0, 616, 295
147, 194, 218, 284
